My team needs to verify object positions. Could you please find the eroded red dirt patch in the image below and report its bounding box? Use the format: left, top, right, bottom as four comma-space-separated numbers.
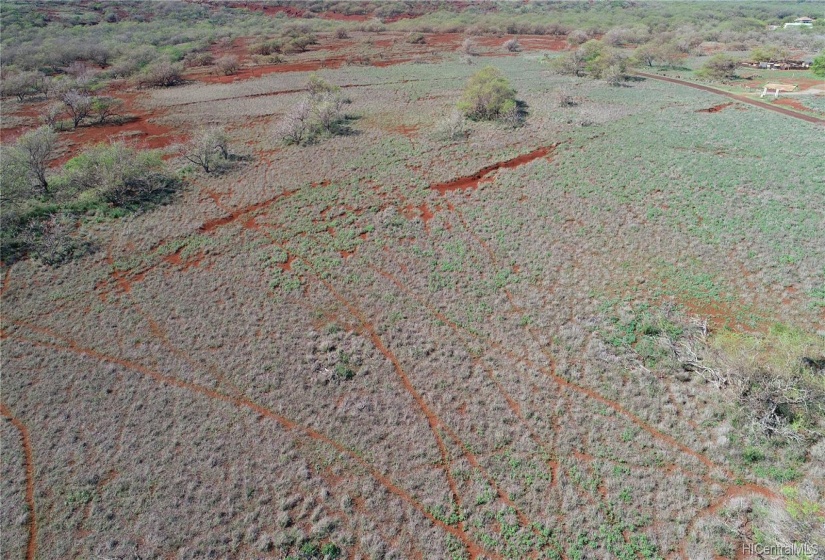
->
696, 102, 733, 113
433, 144, 558, 194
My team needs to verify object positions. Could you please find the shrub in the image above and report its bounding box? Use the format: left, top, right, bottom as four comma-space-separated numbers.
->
63, 142, 175, 206
406, 32, 426, 44
283, 34, 317, 54
696, 54, 740, 80
334, 28, 349, 39
459, 37, 477, 56
215, 55, 240, 76
567, 29, 589, 46
138, 61, 183, 87
435, 111, 470, 141
250, 39, 282, 56
811, 51, 825, 78
457, 66, 517, 121
184, 51, 215, 67
25, 213, 90, 266
278, 76, 348, 145
503, 38, 521, 52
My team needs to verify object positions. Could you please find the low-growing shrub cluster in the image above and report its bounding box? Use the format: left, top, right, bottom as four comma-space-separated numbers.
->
552, 39, 627, 85
277, 75, 351, 146
458, 66, 521, 125
1, 132, 178, 265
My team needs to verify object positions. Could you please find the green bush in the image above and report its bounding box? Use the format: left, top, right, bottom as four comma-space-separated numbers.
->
457, 66, 517, 121
812, 51, 825, 78
696, 54, 740, 81
62, 142, 175, 206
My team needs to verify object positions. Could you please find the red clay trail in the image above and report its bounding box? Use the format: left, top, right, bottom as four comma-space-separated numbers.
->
1, 403, 37, 560
3, 323, 500, 560
633, 72, 825, 125
199, 189, 296, 233
432, 144, 558, 194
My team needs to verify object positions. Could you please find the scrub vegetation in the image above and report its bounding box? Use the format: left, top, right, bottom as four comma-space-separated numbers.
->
2, 2, 824, 560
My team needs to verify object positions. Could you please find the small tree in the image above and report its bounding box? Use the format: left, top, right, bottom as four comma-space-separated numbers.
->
90, 96, 123, 124
504, 38, 521, 52
62, 90, 92, 129
279, 99, 313, 145
13, 126, 57, 197
2, 71, 48, 101
206, 126, 230, 159
40, 103, 65, 129
458, 66, 517, 121
181, 131, 219, 173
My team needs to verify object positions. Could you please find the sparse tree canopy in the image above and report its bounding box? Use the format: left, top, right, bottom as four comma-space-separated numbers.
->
62, 90, 92, 129
90, 96, 123, 125
11, 126, 57, 197
1, 70, 48, 101
458, 66, 517, 121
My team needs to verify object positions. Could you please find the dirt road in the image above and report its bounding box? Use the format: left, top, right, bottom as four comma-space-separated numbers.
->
633, 71, 825, 125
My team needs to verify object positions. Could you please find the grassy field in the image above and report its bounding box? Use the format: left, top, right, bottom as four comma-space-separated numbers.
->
2, 5, 825, 560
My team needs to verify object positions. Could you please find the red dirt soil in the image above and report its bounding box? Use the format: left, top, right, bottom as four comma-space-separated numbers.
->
773, 97, 819, 113
0, 403, 37, 560
433, 144, 558, 194
696, 102, 733, 113
199, 189, 296, 233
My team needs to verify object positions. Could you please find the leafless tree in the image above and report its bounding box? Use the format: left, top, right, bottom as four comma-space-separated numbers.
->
62, 90, 92, 128
279, 99, 313, 145
13, 126, 58, 196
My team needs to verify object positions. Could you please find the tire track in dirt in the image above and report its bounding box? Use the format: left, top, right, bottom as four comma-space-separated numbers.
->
633, 72, 825, 125
447, 203, 731, 476
0, 403, 37, 560
444, 203, 793, 558
292, 253, 555, 556
367, 263, 573, 558
168, 78, 443, 107
2, 324, 500, 560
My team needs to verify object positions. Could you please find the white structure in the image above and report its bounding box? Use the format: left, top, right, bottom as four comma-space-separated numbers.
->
784, 17, 815, 28
761, 83, 798, 98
